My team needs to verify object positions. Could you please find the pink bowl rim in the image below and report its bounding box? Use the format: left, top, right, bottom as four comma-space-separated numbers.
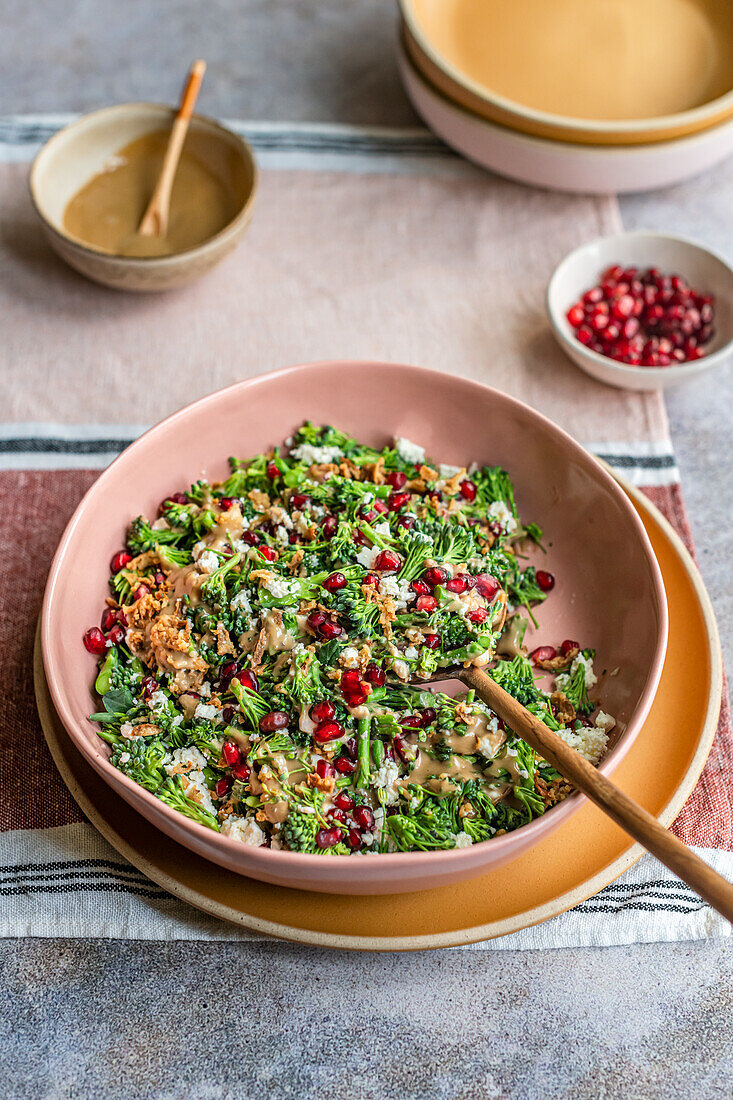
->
41, 359, 669, 875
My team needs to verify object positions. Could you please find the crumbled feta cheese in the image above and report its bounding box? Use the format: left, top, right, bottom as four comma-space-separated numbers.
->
394, 436, 426, 465
557, 724, 609, 764
486, 500, 517, 535
372, 759, 401, 804
194, 702, 222, 724
166, 746, 208, 773
199, 681, 211, 699
574, 652, 598, 690
454, 831, 473, 848
192, 540, 207, 560
119, 752, 130, 764
151, 517, 170, 531
391, 659, 409, 681
148, 690, 168, 712
356, 545, 382, 569
475, 715, 502, 757
289, 442, 344, 465
294, 513, 313, 536
274, 525, 290, 546
262, 575, 298, 600
230, 589, 253, 615
378, 574, 414, 608
339, 647, 360, 668
362, 831, 374, 846
594, 710, 616, 734
373, 521, 391, 537
197, 550, 220, 573
404, 645, 419, 660
171, 715, 184, 727
438, 463, 463, 479
220, 815, 266, 847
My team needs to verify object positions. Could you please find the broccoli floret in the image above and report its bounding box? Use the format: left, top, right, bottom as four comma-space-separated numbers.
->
281, 807, 320, 853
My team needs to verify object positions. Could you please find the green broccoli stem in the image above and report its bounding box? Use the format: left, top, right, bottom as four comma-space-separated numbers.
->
355, 717, 371, 787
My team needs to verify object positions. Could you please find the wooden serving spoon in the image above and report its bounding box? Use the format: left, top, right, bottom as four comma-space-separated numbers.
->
138, 59, 207, 238
409, 663, 733, 922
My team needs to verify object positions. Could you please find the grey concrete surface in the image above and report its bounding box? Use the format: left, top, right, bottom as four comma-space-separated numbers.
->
2, 939, 732, 1100
2, 3, 732, 1097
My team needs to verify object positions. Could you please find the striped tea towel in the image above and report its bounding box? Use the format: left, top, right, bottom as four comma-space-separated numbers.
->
0, 117, 729, 946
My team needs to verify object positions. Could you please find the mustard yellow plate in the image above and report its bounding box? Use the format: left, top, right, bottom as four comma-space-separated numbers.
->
34, 479, 722, 949
401, 0, 733, 146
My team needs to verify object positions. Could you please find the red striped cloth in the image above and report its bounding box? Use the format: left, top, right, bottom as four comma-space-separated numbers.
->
0, 470, 729, 848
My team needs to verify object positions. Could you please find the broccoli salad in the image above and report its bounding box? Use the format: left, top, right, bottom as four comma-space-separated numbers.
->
83, 424, 615, 855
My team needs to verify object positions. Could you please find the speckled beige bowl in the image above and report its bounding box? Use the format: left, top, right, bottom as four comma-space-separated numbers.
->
29, 103, 257, 292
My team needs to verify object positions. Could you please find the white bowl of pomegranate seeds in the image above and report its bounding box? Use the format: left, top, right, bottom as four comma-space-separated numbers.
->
547, 232, 733, 390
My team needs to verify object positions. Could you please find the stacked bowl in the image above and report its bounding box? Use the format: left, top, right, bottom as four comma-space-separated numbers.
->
397, 0, 733, 192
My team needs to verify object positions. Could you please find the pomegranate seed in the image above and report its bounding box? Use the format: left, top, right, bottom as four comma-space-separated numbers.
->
141, 676, 158, 698
291, 492, 310, 509
218, 659, 237, 684
216, 777, 231, 798
100, 608, 117, 632
590, 312, 608, 332
107, 624, 125, 645
314, 720, 345, 744
347, 828, 362, 850
321, 515, 337, 539
329, 807, 348, 824
266, 460, 280, 480
241, 530, 261, 546
364, 663, 385, 686
260, 547, 278, 562
134, 583, 151, 601
341, 668, 362, 689
423, 566, 449, 588
474, 573, 499, 600
583, 286, 603, 305
354, 529, 373, 548
354, 806, 375, 830
387, 470, 407, 490
397, 515, 415, 531
374, 549, 401, 572
316, 759, 337, 779
444, 575, 469, 594
307, 610, 326, 633
260, 711, 289, 732
459, 479, 477, 502
311, 699, 335, 723
468, 608, 488, 624
231, 762, 250, 781
423, 633, 440, 649
110, 551, 132, 573
319, 619, 342, 640
576, 326, 593, 346
222, 706, 235, 724
531, 645, 558, 665
536, 570, 555, 592
394, 735, 415, 764
388, 490, 410, 511
316, 827, 342, 849
566, 304, 585, 327
416, 594, 438, 613
400, 715, 422, 729
83, 627, 107, 655
345, 688, 368, 709
603, 264, 623, 282
560, 638, 579, 656
323, 572, 347, 591
363, 572, 379, 588
411, 579, 430, 596
334, 792, 354, 811
160, 492, 188, 511
219, 497, 235, 511
612, 294, 635, 320
234, 669, 259, 693
223, 741, 241, 766
335, 756, 356, 775
373, 500, 389, 514
419, 707, 437, 726
153, 571, 166, 587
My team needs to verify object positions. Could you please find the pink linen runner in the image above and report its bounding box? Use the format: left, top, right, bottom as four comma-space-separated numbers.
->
0, 119, 729, 946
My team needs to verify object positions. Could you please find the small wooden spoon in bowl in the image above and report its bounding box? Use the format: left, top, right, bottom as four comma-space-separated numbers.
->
409, 663, 733, 922
137, 59, 206, 238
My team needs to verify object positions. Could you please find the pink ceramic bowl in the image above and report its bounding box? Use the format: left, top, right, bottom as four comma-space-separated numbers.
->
41, 361, 668, 895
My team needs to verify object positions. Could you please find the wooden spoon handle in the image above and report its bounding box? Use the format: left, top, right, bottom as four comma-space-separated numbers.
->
461, 664, 733, 923
138, 59, 206, 237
